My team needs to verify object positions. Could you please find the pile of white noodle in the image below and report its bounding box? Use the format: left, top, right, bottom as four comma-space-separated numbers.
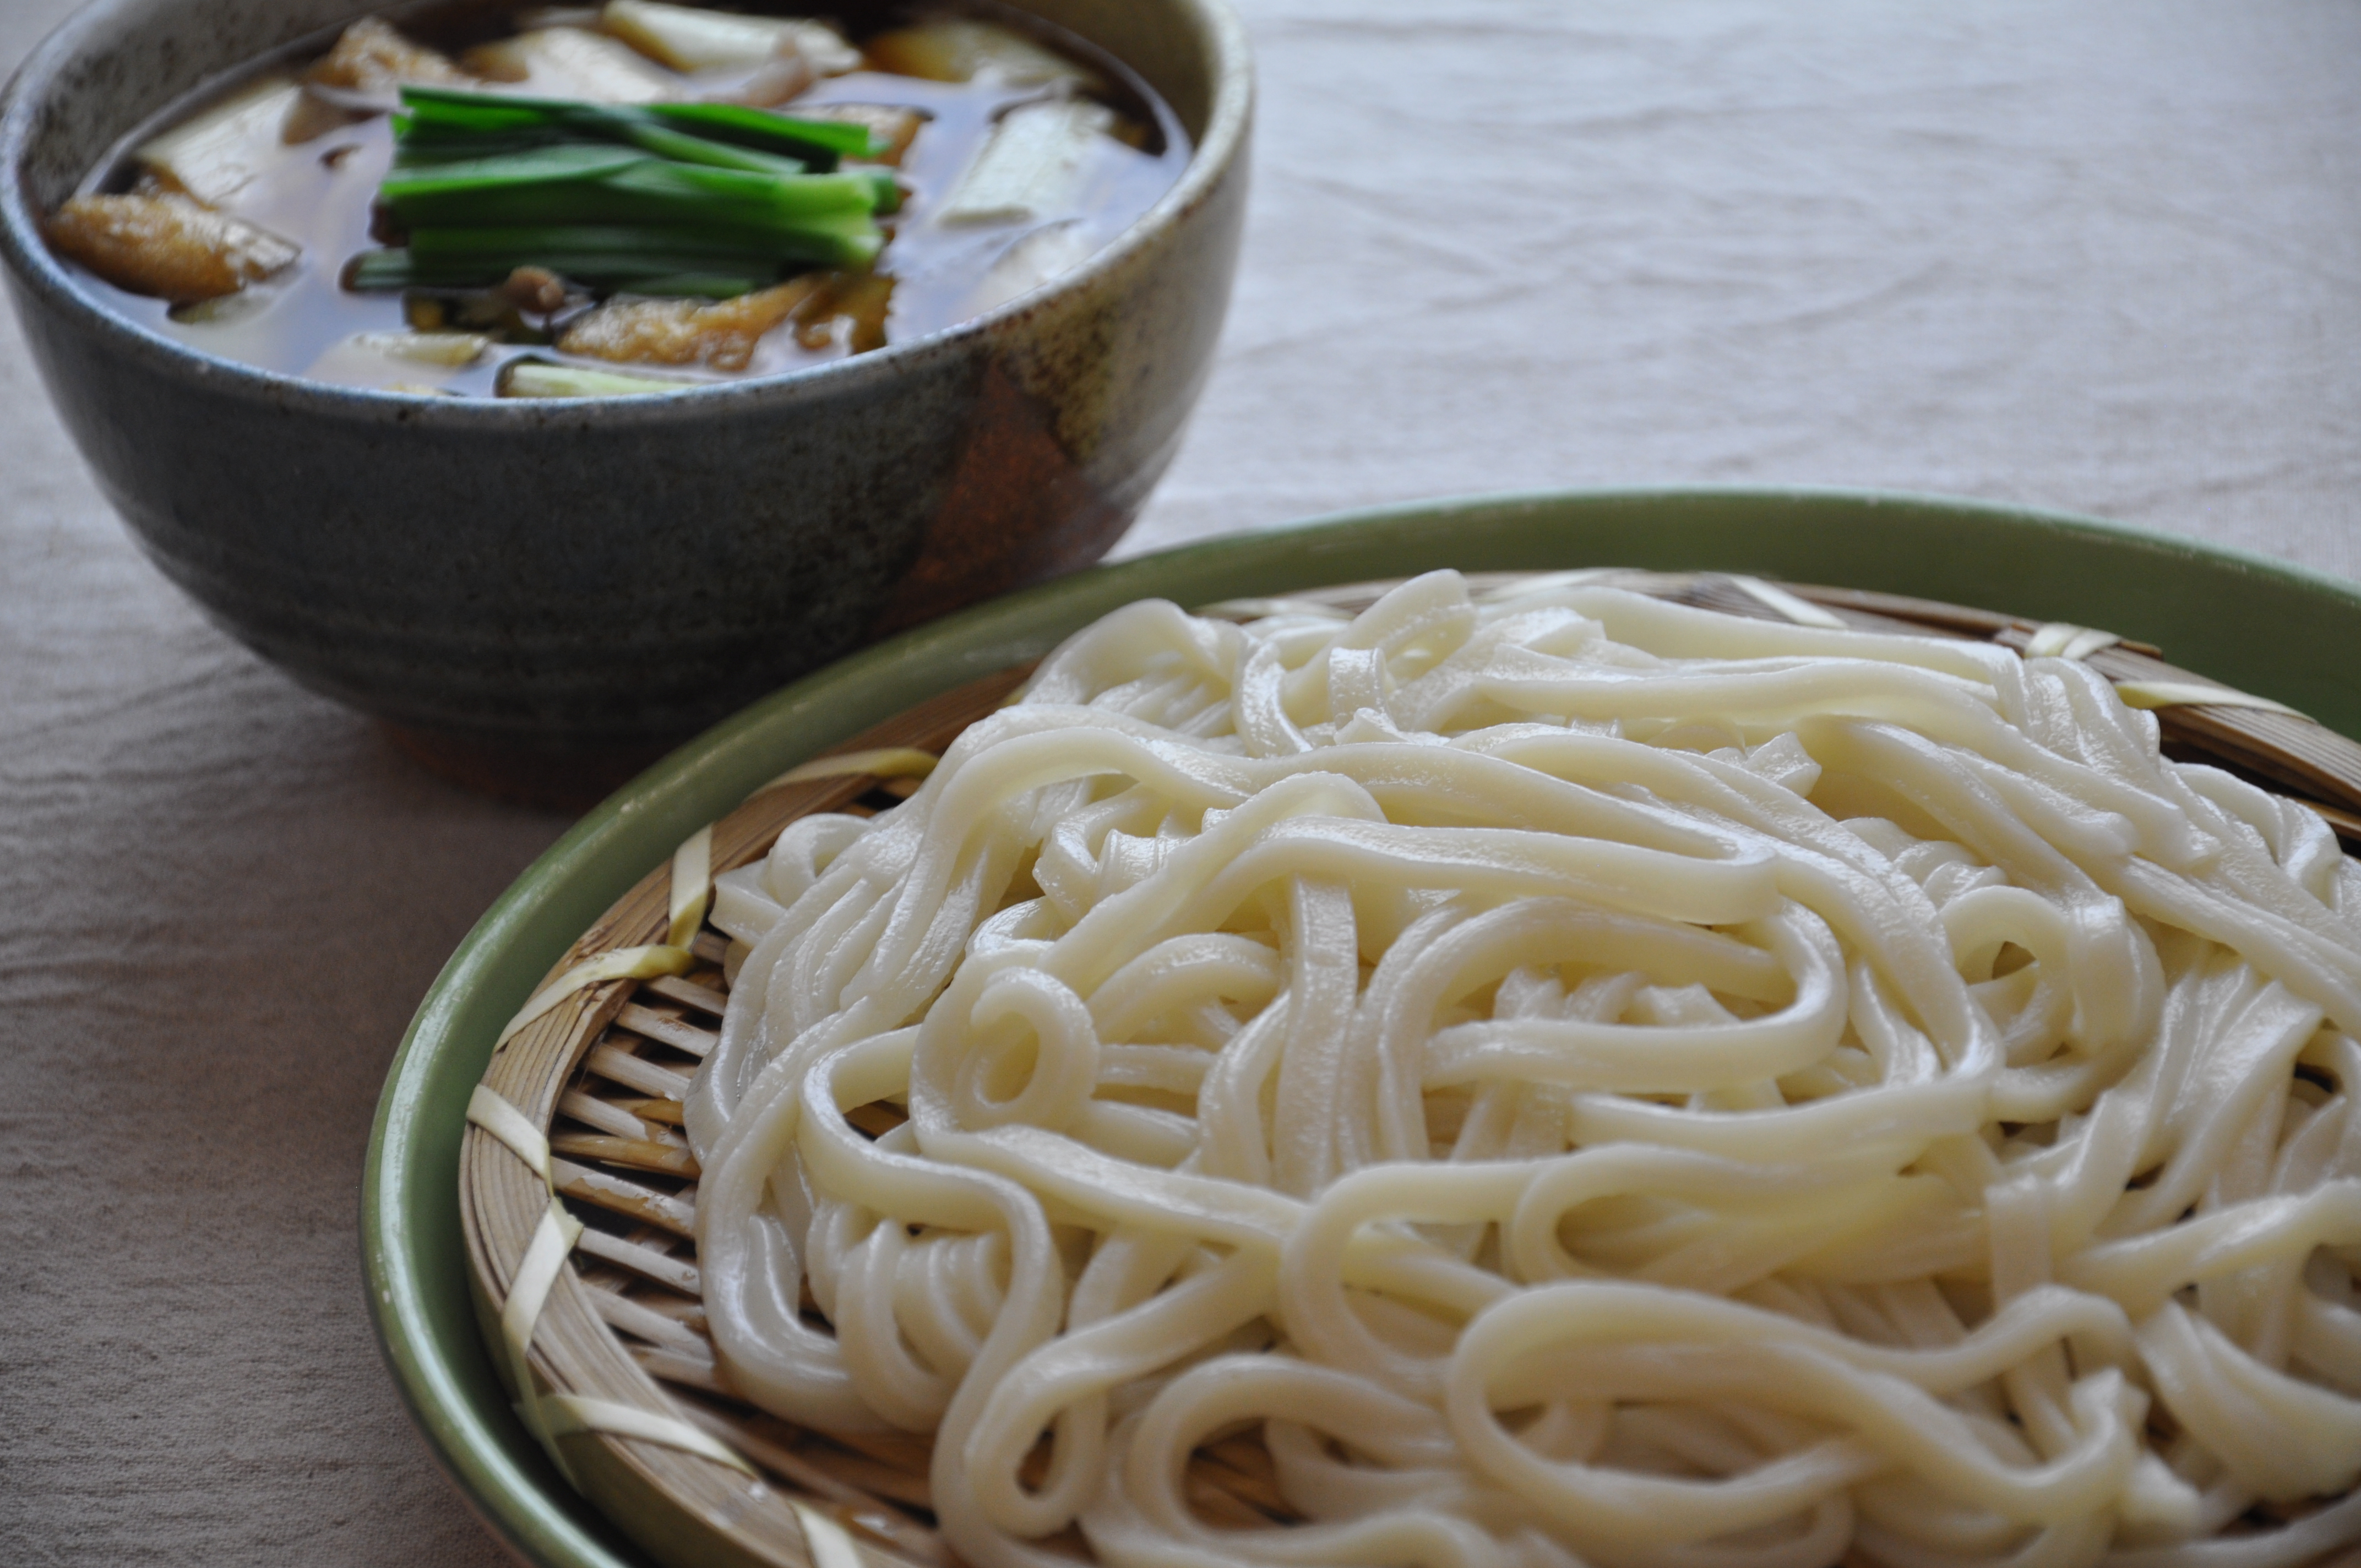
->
684, 571, 2361, 1568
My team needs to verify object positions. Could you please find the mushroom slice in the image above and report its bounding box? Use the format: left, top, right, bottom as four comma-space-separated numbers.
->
45, 194, 298, 304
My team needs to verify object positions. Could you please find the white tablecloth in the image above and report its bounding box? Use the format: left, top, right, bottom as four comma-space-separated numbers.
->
4, 0, 2356, 1561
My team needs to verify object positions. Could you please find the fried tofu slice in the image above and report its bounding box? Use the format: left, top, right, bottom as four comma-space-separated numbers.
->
792, 271, 894, 353
862, 17, 1103, 91
557, 279, 821, 371
45, 194, 299, 303
284, 17, 477, 141
306, 16, 475, 95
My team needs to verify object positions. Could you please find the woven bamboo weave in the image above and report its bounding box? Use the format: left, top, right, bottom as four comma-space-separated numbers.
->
459, 571, 2361, 1568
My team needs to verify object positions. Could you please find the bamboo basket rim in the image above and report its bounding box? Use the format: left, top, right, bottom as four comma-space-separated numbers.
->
458, 568, 2361, 1568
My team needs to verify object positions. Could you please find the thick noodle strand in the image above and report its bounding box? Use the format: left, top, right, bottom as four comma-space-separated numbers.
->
688, 574, 2361, 1568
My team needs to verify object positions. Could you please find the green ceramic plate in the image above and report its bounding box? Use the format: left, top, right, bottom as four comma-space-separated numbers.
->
362, 486, 2361, 1567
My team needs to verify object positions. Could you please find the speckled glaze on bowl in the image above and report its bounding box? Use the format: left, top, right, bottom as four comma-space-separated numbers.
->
0, 0, 1250, 780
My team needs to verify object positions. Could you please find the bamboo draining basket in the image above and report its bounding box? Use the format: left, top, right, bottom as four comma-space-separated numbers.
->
458, 570, 2361, 1568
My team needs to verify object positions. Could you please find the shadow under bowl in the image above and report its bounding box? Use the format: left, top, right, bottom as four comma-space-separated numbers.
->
0, 0, 1252, 796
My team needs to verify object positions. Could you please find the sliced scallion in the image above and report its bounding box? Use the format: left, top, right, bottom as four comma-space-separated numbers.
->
627, 273, 767, 299
351, 244, 780, 295
383, 164, 879, 233
645, 102, 878, 162
501, 361, 706, 397
602, 119, 808, 177
406, 216, 878, 270
394, 86, 878, 168
349, 86, 896, 295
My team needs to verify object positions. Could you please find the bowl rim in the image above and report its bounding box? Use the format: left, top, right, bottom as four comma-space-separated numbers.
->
0, 0, 1253, 423
359, 482, 2361, 1568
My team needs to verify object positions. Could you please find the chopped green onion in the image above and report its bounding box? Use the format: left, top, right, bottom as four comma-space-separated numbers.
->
626, 273, 765, 299
406, 217, 879, 271
350, 244, 791, 293
394, 86, 875, 170
379, 144, 648, 199
347, 249, 428, 291
385, 132, 573, 166
603, 119, 807, 176
383, 163, 879, 232
645, 101, 879, 162
354, 87, 894, 295
501, 361, 705, 398
391, 93, 553, 137
603, 162, 883, 219
854, 166, 902, 216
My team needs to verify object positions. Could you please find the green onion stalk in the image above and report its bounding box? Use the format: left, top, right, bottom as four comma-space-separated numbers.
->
350, 87, 896, 298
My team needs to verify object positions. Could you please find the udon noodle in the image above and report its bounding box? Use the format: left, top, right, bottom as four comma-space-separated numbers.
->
683, 571, 2361, 1568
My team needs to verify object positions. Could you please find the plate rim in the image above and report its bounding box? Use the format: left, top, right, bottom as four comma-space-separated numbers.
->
362, 482, 2361, 1568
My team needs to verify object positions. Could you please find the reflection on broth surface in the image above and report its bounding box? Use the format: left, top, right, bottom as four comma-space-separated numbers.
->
50, 2, 1188, 397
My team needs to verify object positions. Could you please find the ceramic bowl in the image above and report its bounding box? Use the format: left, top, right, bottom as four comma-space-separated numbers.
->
0, 0, 1250, 790
362, 486, 2351, 1568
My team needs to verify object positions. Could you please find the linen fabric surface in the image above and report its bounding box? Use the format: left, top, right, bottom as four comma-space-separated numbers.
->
2, 0, 2356, 1562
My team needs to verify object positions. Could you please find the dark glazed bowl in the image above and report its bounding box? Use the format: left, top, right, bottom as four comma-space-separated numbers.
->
0, 0, 1249, 788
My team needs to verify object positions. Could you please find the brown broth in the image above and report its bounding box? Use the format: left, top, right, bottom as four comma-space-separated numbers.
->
63, 3, 1189, 395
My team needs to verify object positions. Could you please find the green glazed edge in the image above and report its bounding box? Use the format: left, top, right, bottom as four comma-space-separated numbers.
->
362, 484, 2361, 1568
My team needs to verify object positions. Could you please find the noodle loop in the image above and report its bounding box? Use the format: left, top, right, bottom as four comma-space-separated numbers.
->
687, 573, 2361, 1567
